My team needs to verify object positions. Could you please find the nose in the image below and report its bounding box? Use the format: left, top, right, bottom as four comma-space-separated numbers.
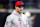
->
20, 7, 23, 9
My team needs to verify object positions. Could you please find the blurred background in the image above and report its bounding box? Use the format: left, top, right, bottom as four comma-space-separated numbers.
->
0, 0, 40, 27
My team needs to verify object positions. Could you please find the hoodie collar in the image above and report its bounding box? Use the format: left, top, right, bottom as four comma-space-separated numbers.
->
12, 10, 23, 17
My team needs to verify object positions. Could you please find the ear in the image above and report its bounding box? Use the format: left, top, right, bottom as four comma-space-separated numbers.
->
15, 6, 16, 8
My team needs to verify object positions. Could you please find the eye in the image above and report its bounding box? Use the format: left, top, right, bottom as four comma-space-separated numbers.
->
19, 7, 24, 8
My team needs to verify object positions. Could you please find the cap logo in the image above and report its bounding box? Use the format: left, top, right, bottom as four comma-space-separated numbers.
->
20, 2, 22, 4
20, 2, 22, 3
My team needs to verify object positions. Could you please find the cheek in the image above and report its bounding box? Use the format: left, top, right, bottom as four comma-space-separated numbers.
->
22, 8, 23, 10
17, 7, 20, 11
16, 7, 19, 10
18, 8, 20, 10
20, 8, 23, 10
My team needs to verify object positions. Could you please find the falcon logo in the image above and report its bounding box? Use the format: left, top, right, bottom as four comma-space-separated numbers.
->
20, 2, 22, 4
20, 2, 22, 3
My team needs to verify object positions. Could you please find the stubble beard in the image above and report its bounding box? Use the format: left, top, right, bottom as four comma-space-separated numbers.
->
17, 10, 22, 14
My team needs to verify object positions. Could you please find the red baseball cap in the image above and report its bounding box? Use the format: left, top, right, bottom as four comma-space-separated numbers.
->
15, 1, 24, 7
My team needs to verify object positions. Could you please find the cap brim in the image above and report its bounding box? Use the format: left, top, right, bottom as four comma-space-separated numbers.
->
17, 5, 24, 7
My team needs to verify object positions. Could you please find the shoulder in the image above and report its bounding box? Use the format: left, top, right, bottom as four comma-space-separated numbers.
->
22, 14, 25, 17
22, 14, 28, 20
22, 14, 27, 18
6, 14, 15, 21
22, 14, 26, 19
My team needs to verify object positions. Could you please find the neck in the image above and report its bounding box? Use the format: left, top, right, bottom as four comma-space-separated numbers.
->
16, 10, 21, 15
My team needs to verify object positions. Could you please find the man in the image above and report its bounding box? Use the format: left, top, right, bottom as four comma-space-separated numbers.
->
4, 1, 29, 27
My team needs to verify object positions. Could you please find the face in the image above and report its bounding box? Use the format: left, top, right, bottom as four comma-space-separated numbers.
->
15, 6, 24, 13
